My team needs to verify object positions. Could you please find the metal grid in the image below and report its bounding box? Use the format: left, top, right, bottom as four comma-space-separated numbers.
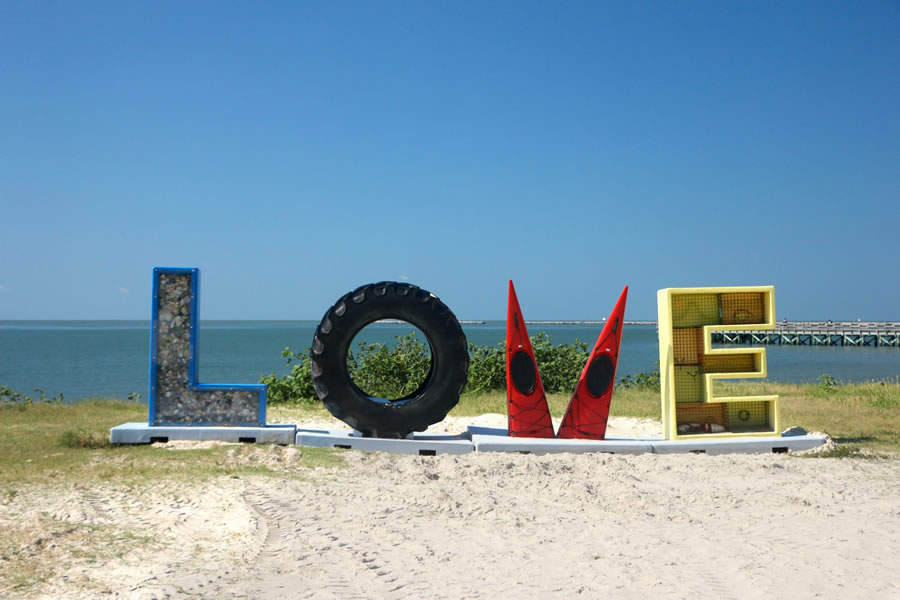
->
676, 402, 727, 430
726, 401, 770, 429
702, 354, 756, 373
673, 327, 704, 366
674, 366, 704, 403
671, 293, 720, 328
720, 292, 765, 325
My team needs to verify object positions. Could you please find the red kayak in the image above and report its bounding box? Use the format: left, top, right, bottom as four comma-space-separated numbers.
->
557, 286, 628, 440
506, 281, 555, 438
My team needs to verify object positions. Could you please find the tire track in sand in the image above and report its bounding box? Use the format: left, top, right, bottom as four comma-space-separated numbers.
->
236, 482, 405, 599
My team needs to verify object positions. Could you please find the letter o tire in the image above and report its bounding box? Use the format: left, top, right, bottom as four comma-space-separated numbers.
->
310, 282, 469, 438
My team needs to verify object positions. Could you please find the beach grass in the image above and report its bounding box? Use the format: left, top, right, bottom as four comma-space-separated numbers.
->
1, 382, 896, 596
0, 379, 897, 495
0, 517, 158, 593
0, 400, 342, 492
447, 381, 900, 453
719, 380, 900, 455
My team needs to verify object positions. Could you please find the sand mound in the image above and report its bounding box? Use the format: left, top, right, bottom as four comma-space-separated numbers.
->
4, 428, 899, 599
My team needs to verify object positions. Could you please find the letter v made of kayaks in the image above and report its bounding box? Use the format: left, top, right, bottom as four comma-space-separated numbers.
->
505, 282, 628, 440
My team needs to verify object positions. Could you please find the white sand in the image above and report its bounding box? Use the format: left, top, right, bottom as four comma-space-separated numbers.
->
4, 416, 899, 599
300, 412, 667, 438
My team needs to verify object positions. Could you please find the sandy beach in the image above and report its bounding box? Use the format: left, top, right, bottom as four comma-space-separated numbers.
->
3, 415, 899, 599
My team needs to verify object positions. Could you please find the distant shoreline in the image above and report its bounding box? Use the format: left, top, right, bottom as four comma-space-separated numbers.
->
374, 319, 659, 326
525, 320, 658, 326
4, 319, 900, 327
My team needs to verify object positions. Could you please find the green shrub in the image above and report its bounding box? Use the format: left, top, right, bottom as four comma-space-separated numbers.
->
0, 386, 29, 405
261, 333, 595, 404
348, 332, 432, 400
465, 342, 506, 393
261, 333, 434, 403
529, 333, 590, 393
617, 362, 661, 391
816, 373, 839, 393
259, 347, 317, 405
0, 386, 63, 406
260, 333, 670, 404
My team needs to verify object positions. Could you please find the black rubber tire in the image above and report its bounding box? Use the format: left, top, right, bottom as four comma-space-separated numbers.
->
310, 282, 469, 438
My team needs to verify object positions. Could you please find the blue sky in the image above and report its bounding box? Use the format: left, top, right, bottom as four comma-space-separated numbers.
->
1, 1, 898, 321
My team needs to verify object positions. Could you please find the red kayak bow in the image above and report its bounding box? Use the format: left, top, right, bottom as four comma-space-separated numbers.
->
506, 281, 555, 438
557, 286, 628, 440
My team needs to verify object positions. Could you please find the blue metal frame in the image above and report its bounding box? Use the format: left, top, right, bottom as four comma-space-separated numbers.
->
148, 267, 267, 426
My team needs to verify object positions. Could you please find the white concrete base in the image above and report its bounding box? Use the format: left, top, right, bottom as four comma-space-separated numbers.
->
111, 421, 827, 455
110, 422, 297, 445
470, 435, 655, 454
295, 429, 474, 455
650, 435, 826, 455
466, 425, 827, 455
468, 426, 655, 454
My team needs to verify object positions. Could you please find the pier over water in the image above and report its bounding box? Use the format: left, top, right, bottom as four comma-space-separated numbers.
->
711, 322, 900, 348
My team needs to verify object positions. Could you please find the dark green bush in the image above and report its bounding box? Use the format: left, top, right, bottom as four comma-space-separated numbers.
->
260, 332, 595, 404
465, 342, 506, 393
0, 386, 63, 406
348, 332, 432, 400
617, 362, 661, 391
259, 347, 317, 406
529, 332, 590, 393
816, 373, 839, 393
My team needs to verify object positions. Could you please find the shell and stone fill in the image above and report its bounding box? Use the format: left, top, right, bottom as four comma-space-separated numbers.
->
153, 273, 259, 425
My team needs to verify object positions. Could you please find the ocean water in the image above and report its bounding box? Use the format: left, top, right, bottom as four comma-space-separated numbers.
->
1, 320, 898, 402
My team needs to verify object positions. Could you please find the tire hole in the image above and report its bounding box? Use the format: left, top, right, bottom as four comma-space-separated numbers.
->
347, 321, 433, 402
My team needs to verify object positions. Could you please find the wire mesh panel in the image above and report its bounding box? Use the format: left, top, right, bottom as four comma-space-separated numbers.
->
676, 402, 727, 433
726, 401, 771, 429
702, 354, 756, 373
658, 286, 778, 439
673, 327, 704, 365
671, 293, 719, 328
674, 366, 704, 403
721, 292, 766, 325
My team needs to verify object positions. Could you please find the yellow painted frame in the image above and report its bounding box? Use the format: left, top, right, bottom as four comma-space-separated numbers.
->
657, 286, 779, 440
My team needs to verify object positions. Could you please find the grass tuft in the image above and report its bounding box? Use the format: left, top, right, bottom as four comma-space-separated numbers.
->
1, 379, 897, 493
59, 429, 113, 449
416, 381, 900, 453
0, 398, 344, 490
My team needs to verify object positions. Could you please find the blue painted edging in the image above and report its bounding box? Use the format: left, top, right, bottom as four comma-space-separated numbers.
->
148, 267, 268, 427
